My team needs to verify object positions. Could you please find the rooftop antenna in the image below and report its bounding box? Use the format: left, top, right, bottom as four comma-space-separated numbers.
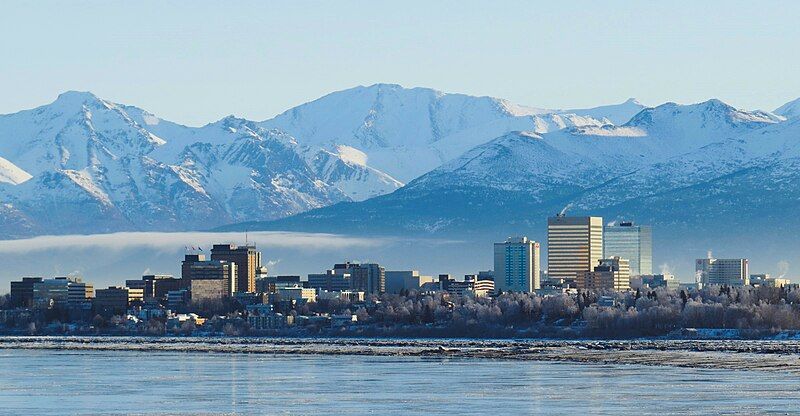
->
245, 229, 248, 245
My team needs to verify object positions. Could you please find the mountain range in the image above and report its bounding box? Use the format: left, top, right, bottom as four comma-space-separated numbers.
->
220, 92, 800, 276
2, 82, 799, 273
0, 84, 645, 237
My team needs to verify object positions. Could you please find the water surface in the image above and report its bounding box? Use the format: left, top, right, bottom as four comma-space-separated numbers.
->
0, 349, 797, 415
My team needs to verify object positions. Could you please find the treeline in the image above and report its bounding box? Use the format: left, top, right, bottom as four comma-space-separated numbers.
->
311, 285, 800, 338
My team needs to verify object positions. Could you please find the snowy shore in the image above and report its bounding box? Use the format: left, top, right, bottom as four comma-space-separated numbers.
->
2, 336, 800, 373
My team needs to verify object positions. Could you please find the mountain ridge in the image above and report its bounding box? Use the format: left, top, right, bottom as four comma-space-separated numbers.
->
0, 85, 797, 239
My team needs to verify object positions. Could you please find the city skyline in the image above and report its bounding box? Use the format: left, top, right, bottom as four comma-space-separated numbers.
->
4, 2, 799, 414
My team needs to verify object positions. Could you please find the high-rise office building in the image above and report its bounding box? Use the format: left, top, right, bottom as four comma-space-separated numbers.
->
603, 221, 652, 276
547, 216, 603, 288
696, 257, 749, 287
211, 244, 261, 293
334, 262, 385, 294
493, 237, 541, 292
182, 254, 237, 296
577, 257, 631, 291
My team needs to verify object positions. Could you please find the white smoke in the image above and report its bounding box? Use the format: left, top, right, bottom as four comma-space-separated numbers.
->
777, 260, 790, 279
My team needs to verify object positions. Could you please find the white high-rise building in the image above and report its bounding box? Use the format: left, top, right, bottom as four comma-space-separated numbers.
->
493, 237, 540, 292
547, 216, 603, 288
696, 257, 749, 287
603, 221, 652, 276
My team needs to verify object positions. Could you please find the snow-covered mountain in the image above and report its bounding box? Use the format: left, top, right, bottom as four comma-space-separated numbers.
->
4, 84, 795, 242
260, 83, 618, 182
0, 91, 403, 236
0, 84, 632, 237
232, 98, 793, 241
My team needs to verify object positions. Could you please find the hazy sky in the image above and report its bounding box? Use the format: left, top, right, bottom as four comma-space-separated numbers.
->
2, 1, 799, 126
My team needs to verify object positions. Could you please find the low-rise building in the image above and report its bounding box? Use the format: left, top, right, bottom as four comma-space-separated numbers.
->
577, 257, 631, 291
633, 274, 680, 290
95, 286, 144, 315
472, 278, 495, 297
307, 271, 351, 292
10, 277, 43, 308
317, 290, 366, 303
275, 286, 316, 303
246, 303, 287, 329
385, 270, 436, 294
255, 275, 302, 293
750, 274, 791, 287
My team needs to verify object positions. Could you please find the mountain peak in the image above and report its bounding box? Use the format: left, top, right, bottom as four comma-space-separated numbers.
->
53, 90, 103, 106
775, 97, 800, 119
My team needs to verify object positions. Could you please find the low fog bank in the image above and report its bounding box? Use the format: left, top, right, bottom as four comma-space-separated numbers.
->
0, 231, 485, 290
0, 230, 795, 291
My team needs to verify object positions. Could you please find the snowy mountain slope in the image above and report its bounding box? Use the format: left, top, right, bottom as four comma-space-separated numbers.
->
568, 116, 800, 212
228, 98, 791, 238
536, 99, 782, 171
0, 85, 790, 239
0, 91, 166, 176
775, 97, 800, 119
260, 83, 612, 182
0, 91, 403, 236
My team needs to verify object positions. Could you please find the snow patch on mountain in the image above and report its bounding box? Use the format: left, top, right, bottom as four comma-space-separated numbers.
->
0, 156, 32, 185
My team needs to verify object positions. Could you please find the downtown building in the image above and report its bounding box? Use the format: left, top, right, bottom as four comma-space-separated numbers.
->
577, 257, 631, 291
334, 262, 385, 295
696, 257, 749, 287
493, 237, 541, 292
547, 216, 604, 288
307, 270, 352, 293
211, 243, 262, 293
603, 221, 653, 276
181, 254, 237, 300
384, 270, 436, 294
94, 286, 144, 316
10, 277, 44, 308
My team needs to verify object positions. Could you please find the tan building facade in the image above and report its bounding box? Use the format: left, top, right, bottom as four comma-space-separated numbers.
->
211, 244, 261, 293
577, 257, 631, 291
547, 216, 603, 288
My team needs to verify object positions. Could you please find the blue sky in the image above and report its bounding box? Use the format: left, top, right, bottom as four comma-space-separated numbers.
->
1, 0, 799, 126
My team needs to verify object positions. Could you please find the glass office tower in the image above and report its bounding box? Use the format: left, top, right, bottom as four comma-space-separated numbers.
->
603, 221, 652, 276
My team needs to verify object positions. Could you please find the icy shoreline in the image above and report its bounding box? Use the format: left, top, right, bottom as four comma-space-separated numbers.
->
2, 336, 800, 373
